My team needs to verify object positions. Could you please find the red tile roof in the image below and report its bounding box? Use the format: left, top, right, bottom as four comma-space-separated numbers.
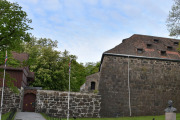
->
105, 34, 180, 60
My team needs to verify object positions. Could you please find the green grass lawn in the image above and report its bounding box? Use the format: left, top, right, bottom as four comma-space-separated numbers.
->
2, 112, 11, 120
1, 111, 16, 120
41, 113, 180, 120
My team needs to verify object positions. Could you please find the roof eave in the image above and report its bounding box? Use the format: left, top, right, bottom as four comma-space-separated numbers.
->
99, 53, 180, 72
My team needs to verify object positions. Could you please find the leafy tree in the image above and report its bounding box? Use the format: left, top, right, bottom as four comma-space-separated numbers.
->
0, 0, 32, 51
58, 50, 86, 91
22, 37, 60, 88
23, 37, 86, 91
0, 0, 32, 66
0, 0, 31, 93
85, 62, 100, 76
167, 0, 180, 36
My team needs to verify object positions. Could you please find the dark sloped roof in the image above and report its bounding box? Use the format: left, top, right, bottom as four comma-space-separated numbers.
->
27, 72, 35, 81
27, 72, 34, 78
105, 34, 180, 60
0, 52, 34, 79
12, 52, 35, 79
12, 51, 29, 62
0, 52, 29, 70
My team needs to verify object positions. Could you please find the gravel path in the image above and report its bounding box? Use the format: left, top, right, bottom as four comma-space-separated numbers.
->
14, 112, 46, 120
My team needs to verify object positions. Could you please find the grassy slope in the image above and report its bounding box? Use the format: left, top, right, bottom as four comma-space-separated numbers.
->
1, 112, 16, 120
41, 113, 180, 120
2, 112, 11, 120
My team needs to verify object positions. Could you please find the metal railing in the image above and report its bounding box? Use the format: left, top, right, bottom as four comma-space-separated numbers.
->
6, 108, 16, 120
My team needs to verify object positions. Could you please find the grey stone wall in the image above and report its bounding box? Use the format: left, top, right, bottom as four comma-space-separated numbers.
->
99, 55, 180, 117
0, 87, 21, 113
80, 72, 100, 92
36, 90, 101, 118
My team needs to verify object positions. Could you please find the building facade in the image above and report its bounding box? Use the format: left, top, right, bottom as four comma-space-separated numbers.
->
0, 52, 35, 113
80, 72, 100, 92
0, 52, 34, 88
98, 34, 180, 117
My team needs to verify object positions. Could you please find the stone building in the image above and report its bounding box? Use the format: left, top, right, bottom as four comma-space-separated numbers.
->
98, 34, 180, 117
80, 72, 100, 92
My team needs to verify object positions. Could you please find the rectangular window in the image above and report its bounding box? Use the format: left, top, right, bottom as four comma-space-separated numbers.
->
174, 42, 179, 46
137, 48, 143, 54
167, 46, 173, 50
147, 44, 152, 48
91, 82, 96, 90
161, 51, 166, 56
154, 39, 159, 43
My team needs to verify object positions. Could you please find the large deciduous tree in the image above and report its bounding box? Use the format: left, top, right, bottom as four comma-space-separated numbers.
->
85, 62, 100, 76
167, 0, 180, 37
0, 0, 32, 51
23, 37, 86, 91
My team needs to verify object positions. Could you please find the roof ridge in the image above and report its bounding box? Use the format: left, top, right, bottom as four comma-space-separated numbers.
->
132, 34, 180, 40
104, 34, 180, 60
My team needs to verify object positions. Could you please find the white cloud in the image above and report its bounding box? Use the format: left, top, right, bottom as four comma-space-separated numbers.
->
6, 0, 175, 63
56, 29, 132, 63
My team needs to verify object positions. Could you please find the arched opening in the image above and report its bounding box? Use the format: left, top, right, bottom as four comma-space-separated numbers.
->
23, 93, 36, 112
91, 82, 96, 90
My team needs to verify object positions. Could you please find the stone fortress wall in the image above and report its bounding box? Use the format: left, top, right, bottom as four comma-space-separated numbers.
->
0, 88, 101, 118
35, 90, 101, 118
0, 88, 23, 113
99, 55, 180, 117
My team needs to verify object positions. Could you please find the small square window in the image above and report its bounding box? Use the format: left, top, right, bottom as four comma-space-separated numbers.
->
154, 39, 159, 43
137, 48, 143, 54
167, 46, 173, 50
161, 51, 166, 56
147, 44, 152, 48
174, 42, 179, 46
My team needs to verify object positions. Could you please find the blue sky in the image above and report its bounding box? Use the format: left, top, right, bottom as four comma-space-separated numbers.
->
9, 0, 174, 63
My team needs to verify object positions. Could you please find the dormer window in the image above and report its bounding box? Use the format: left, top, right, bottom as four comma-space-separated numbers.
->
147, 44, 152, 48
154, 39, 159, 43
174, 42, 179, 46
161, 50, 166, 56
167, 46, 173, 50
137, 48, 143, 54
